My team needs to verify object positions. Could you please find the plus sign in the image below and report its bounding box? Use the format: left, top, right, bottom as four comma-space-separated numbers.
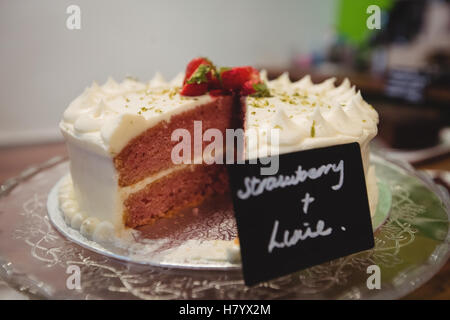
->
301, 192, 315, 214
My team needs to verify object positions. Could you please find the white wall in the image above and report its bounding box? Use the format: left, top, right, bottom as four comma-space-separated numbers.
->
0, 0, 336, 146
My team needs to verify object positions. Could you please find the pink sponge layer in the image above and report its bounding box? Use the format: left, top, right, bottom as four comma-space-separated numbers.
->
114, 95, 234, 187
124, 164, 228, 228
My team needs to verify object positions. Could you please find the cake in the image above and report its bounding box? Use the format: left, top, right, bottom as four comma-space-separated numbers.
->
59, 58, 379, 242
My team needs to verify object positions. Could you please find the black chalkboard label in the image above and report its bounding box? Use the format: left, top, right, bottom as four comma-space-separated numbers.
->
227, 142, 374, 286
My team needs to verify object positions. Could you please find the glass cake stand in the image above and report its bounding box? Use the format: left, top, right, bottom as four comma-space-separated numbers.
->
0, 154, 448, 299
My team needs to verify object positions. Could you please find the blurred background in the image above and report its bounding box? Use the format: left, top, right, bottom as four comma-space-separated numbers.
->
0, 0, 449, 299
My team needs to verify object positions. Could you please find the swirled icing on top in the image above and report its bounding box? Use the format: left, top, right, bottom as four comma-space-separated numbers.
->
60, 74, 213, 155
245, 72, 379, 157
60, 72, 378, 159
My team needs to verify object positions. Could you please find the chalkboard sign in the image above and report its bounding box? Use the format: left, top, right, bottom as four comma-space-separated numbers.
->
227, 142, 374, 286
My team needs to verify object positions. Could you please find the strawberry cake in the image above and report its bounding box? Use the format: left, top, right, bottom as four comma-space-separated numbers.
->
59, 58, 379, 242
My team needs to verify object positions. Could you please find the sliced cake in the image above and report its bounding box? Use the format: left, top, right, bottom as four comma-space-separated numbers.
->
58, 57, 379, 242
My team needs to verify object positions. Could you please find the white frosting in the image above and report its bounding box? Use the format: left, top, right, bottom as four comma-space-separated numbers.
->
60, 74, 213, 156
58, 174, 116, 242
63, 135, 123, 235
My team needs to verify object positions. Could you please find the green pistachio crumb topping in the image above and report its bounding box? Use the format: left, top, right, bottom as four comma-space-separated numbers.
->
310, 120, 316, 138
168, 88, 178, 99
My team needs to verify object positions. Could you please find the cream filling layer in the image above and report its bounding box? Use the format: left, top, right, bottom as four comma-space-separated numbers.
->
119, 164, 191, 200
119, 151, 224, 199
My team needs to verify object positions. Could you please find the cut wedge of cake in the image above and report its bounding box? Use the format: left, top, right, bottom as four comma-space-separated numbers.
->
59, 57, 379, 241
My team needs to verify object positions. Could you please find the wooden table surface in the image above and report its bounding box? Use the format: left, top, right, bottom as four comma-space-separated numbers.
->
0, 142, 448, 300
